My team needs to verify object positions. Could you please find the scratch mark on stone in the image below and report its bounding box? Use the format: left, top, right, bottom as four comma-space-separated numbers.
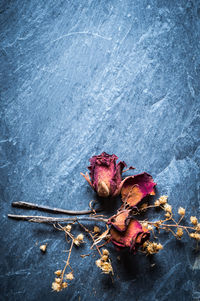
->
52, 31, 112, 42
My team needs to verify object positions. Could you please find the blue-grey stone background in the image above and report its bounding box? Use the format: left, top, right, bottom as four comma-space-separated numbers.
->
0, 0, 200, 300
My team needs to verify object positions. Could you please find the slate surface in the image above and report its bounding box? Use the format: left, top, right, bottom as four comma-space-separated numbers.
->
0, 0, 200, 300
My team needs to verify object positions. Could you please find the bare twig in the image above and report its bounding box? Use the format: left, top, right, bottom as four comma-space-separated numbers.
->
8, 214, 108, 224
12, 201, 101, 215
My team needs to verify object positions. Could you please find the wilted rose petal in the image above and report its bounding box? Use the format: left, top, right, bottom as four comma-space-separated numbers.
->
120, 172, 156, 207
110, 219, 150, 253
107, 209, 132, 232
81, 152, 126, 197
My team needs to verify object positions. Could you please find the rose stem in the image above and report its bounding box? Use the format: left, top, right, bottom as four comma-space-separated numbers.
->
145, 221, 195, 230
12, 201, 101, 215
8, 214, 108, 223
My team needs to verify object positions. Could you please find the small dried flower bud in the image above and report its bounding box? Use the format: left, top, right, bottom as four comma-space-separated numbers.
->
190, 233, 200, 240
190, 216, 198, 225
165, 212, 171, 218
102, 249, 109, 256
195, 223, 200, 232
176, 228, 183, 238
143, 241, 149, 248
62, 282, 68, 289
55, 278, 61, 284
76, 234, 84, 242
147, 225, 153, 231
74, 239, 80, 246
142, 222, 148, 228
154, 200, 160, 207
52, 282, 62, 292
178, 207, 185, 216
54, 270, 62, 276
93, 226, 100, 233
156, 243, 163, 250
101, 262, 113, 274
65, 225, 72, 232
146, 242, 163, 254
101, 255, 108, 262
65, 272, 74, 280
164, 204, 172, 213
95, 259, 102, 268
159, 195, 168, 204
40, 244, 47, 253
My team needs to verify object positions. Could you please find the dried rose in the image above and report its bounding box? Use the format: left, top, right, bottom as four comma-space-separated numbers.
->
81, 152, 127, 197
109, 218, 150, 253
107, 209, 133, 232
119, 172, 156, 208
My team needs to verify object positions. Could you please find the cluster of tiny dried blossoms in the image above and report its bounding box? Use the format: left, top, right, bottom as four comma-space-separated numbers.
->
143, 241, 163, 255
51, 223, 84, 292
139, 195, 200, 251
95, 249, 113, 275
52, 270, 74, 292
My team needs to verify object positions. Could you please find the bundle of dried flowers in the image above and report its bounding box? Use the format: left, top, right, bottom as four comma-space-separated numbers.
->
8, 152, 200, 292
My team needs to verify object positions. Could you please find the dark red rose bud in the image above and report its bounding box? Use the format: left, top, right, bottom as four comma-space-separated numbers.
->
81, 152, 126, 197
109, 218, 150, 253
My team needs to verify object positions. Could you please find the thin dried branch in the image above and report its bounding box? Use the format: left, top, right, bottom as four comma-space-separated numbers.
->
12, 201, 101, 215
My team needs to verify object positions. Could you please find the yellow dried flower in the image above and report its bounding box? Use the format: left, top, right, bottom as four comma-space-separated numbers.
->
55, 278, 61, 284
52, 282, 62, 292
195, 223, 200, 232
142, 222, 148, 228
93, 226, 100, 233
147, 225, 153, 231
176, 228, 183, 238
65, 225, 72, 232
101, 262, 113, 274
178, 207, 185, 216
76, 234, 84, 242
154, 200, 160, 207
74, 239, 80, 246
165, 212, 171, 218
101, 255, 108, 262
156, 243, 163, 250
54, 270, 62, 276
65, 272, 74, 280
40, 244, 47, 252
102, 249, 109, 256
190, 233, 200, 240
190, 216, 198, 225
95, 259, 102, 268
143, 241, 149, 248
146, 242, 163, 254
164, 204, 172, 213
159, 195, 168, 204
62, 282, 68, 289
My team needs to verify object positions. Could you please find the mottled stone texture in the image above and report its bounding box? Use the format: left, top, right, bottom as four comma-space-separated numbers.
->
0, 0, 200, 300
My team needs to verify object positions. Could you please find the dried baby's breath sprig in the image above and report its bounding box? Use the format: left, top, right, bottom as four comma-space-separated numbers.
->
178, 207, 185, 216
93, 226, 101, 234
176, 227, 184, 238
54, 270, 62, 276
40, 244, 47, 253
65, 272, 74, 280
190, 233, 200, 240
163, 204, 172, 213
159, 195, 168, 205
143, 241, 163, 255
95, 252, 113, 275
190, 216, 198, 226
